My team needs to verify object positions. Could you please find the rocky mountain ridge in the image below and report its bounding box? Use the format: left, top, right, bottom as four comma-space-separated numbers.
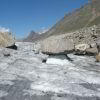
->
31, 0, 100, 42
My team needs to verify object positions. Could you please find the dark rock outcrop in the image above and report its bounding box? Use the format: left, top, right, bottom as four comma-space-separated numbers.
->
6, 44, 17, 50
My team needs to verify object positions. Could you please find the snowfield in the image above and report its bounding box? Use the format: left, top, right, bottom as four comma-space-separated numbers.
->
0, 42, 100, 100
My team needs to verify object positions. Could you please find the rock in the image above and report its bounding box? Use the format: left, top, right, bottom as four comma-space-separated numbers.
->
63, 26, 99, 44
35, 53, 49, 63
42, 59, 47, 63
40, 54, 48, 63
0, 48, 12, 57
3, 53, 10, 57
0, 32, 15, 48
41, 35, 74, 54
90, 43, 97, 48
33, 42, 41, 54
3, 49, 10, 57
75, 44, 90, 51
86, 47, 98, 55
74, 44, 90, 55
96, 53, 100, 62
6, 44, 17, 50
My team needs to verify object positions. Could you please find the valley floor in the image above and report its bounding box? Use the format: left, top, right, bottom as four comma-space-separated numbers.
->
0, 42, 100, 100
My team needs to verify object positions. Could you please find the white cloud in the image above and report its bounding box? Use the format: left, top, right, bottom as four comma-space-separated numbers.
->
0, 27, 10, 33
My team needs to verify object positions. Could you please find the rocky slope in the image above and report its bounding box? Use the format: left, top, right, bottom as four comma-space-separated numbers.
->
40, 25, 100, 55
0, 42, 100, 100
23, 0, 100, 43
33, 0, 100, 41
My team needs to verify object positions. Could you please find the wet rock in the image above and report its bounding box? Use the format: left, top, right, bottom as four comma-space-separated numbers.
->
42, 59, 47, 63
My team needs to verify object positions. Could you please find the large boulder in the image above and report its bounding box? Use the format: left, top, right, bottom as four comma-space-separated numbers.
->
86, 47, 98, 55
0, 32, 15, 48
41, 35, 74, 54
75, 43, 99, 55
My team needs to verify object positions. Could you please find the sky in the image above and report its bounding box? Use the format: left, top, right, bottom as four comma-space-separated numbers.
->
0, 0, 88, 38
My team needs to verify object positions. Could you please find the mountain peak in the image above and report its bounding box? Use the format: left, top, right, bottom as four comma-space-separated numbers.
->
23, 31, 39, 42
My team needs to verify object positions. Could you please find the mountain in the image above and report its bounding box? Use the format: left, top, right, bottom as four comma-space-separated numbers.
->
34, 0, 100, 41
23, 31, 39, 42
